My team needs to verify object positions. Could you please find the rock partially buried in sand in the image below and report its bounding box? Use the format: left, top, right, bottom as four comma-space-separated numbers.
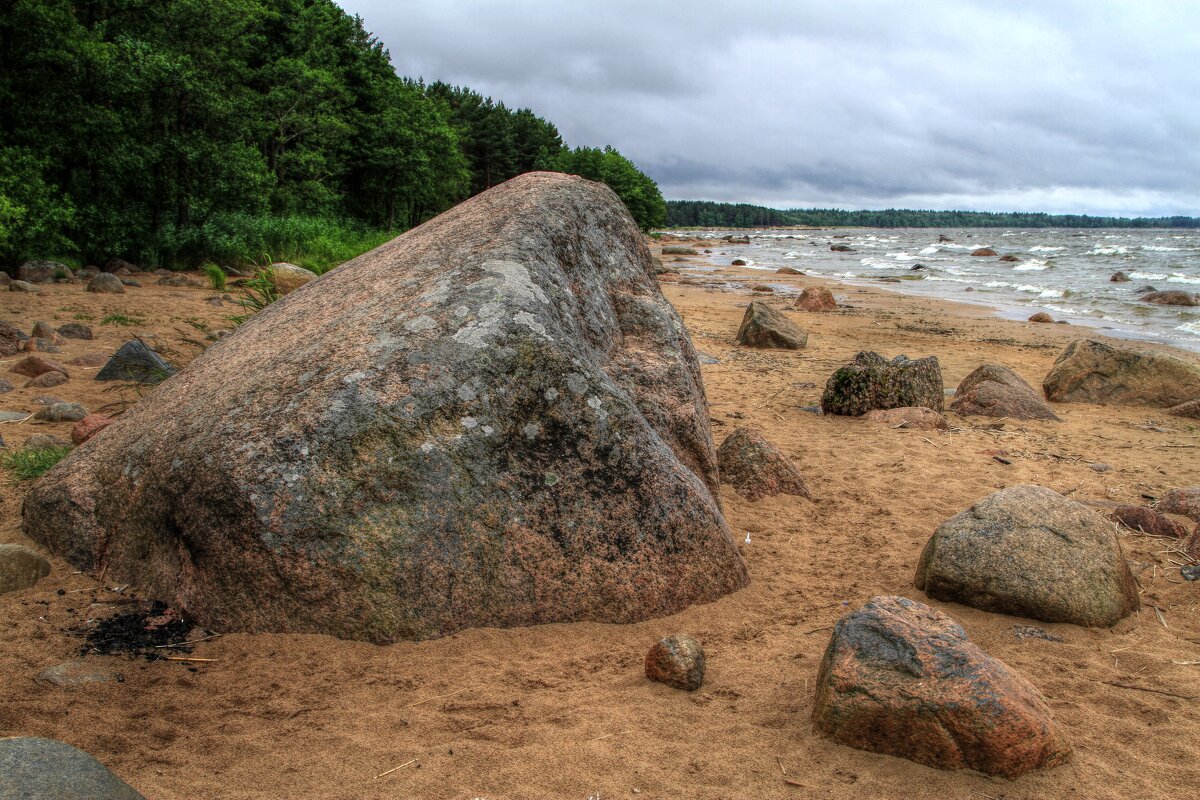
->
717, 427, 810, 501
915, 485, 1139, 627
776, 266, 803, 275
1158, 487, 1200, 522
267, 262, 319, 295
86, 273, 125, 294
25, 371, 68, 389
734, 300, 808, 349
22, 172, 749, 644
821, 352, 944, 416
36, 659, 123, 688
95, 340, 176, 385
861, 406, 947, 430
57, 323, 94, 340
1168, 399, 1200, 418
812, 596, 1070, 778
1028, 312, 1054, 323
9, 280, 40, 293
793, 286, 837, 312
0, 737, 145, 800
1043, 339, 1200, 407
1110, 505, 1189, 538
9, 355, 67, 380
0, 544, 50, 594
950, 364, 1059, 421
645, 633, 705, 691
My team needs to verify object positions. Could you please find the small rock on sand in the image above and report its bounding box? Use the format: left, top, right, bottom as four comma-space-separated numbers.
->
717, 427, 810, 501
821, 352, 944, 416
72, 414, 114, 445
0, 544, 50, 594
8, 355, 67, 379
24, 371, 68, 389
34, 402, 87, 423
1028, 312, 1054, 323
36, 659, 123, 688
86, 273, 126, 294
734, 300, 808, 349
794, 286, 837, 312
861, 406, 947, 430
1110, 505, 1189, 538
0, 736, 146, 800
1158, 487, 1200, 521
1043, 339, 1200, 407
950, 364, 1059, 421
645, 633, 705, 691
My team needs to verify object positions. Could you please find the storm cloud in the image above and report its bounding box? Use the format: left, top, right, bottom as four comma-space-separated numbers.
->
336, 1, 1200, 215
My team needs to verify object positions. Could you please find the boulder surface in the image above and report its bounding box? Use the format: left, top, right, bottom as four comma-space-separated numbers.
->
915, 485, 1139, 626
23, 172, 749, 643
950, 364, 1059, 421
822, 352, 943, 415
0, 737, 144, 800
95, 340, 176, 384
812, 596, 1070, 778
1043, 339, 1200, 407
717, 427, 809, 501
734, 300, 808, 349
793, 286, 838, 312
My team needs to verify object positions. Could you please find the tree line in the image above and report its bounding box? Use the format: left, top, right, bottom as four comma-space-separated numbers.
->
666, 200, 1200, 229
0, 0, 664, 269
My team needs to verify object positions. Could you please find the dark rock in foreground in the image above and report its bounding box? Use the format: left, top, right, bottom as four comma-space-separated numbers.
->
23, 172, 748, 643
717, 427, 809, 501
1043, 339, 1200, 407
813, 596, 1070, 778
950, 364, 1059, 421
0, 737, 145, 800
95, 340, 176, 384
915, 485, 1139, 627
821, 352, 943, 416
645, 633, 705, 690
734, 300, 808, 349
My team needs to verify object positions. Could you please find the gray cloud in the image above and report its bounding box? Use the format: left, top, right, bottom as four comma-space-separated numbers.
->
337, 0, 1200, 215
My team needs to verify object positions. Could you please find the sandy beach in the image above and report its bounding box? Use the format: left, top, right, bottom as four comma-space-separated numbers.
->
1, 247, 1199, 799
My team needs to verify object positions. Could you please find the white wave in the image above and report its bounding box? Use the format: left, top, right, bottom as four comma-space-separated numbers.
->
1029, 245, 1063, 252
923, 275, 974, 284
782, 251, 802, 259
1013, 259, 1049, 271
1042, 304, 1084, 315
1177, 321, 1200, 336
1166, 273, 1200, 285
860, 257, 896, 270
918, 245, 939, 255
885, 252, 919, 261
1142, 245, 1184, 252
1129, 270, 1168, 280
1089, 246, 1128, 255
940, 265, 973, 276
984, 280, 1016, 289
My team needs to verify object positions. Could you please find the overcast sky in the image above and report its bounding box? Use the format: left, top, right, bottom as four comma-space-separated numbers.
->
337, 1, 1200, 216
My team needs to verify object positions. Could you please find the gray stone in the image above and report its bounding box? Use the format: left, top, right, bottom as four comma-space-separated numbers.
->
36, 659, 123, 687
0, 544, 50, 593
822, 352, 944, 415
10, 280, 40, 293
95, 340, 176, 384
734, 300, 808, 349
0, 378, 13, 393
0, 411, 29, 422
0, 737, 145, 800
86, 273, 126, 294
915, 485, 1140, 627
57, 323, 94, 340
34, 402, 87, 423
26, 434, 69, 450
950, 364, 1059, 421
18, 260, 65, 283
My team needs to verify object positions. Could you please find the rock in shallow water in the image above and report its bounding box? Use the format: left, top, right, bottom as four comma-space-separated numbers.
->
0, 737, 145, 800
813, 596, 1070, 778
22, 172, 749, 643
915, 485, 1139, 627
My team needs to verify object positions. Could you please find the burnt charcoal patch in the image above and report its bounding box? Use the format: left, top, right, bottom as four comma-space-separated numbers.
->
80, 601, 197, 660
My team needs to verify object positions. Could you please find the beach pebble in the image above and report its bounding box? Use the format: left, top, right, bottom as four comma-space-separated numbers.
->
645, 633, 706, 691
0, 544, 51, 594
1088, 463, 1111, 473
862, 406, 947, 430
72, 414, 114, 445
36, 659, 123, 688
0, 378, 12, 394
1182, 564, 1200, 581
9, 280, 41, 293
26, 434, 70, 450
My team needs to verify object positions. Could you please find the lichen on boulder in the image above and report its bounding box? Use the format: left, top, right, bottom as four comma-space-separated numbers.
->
821, 352, 943, 416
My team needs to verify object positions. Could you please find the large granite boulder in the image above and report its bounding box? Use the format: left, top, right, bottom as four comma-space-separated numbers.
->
0, 737, 144, 800
1043, 339, 1200, 407
87, 273, 125, 294
813, 596, 1070, 778
17, 260, 64, 283
821, 352, 943, 415
915, 485, 1139, 626
22, 172, 749, 643
950, 364, 1059, 421
734, 300, 808, 349
716, 427, 809, 501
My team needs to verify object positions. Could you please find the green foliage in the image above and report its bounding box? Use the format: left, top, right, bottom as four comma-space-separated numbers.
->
2, 446, 72, 480
230, 270, 280, 324
202, 263, 227, 291
0, 0, 664, 268
101, 313, 144, 326
550, 147, 666, 231
665, 200, 1200, 229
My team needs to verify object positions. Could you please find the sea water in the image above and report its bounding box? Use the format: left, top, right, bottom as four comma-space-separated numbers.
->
669, 228, 1200, 352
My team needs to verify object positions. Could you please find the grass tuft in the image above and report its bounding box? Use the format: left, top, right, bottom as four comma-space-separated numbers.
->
202, 263, 227, 291
2, 446, 71, 480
